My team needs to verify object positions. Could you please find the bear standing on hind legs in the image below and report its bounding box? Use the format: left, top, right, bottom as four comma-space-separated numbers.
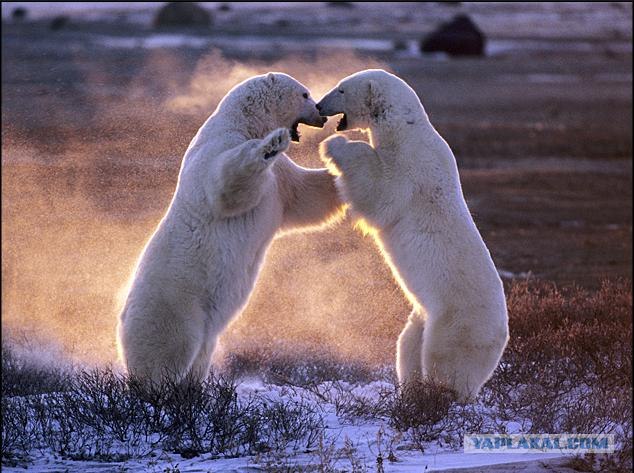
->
317, 69, 509, 401
118, 73, 345, 385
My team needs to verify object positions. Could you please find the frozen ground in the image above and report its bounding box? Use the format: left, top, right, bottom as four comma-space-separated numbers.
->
2, 378, 577, 473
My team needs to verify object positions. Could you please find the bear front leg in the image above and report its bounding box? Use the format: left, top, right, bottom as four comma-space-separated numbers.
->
319, 135, 385, 225
218, 128, 290, 217
277, 161, 346, 233
319, 135, 378, 175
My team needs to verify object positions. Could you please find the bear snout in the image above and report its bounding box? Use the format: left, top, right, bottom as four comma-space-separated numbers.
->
316, 100, 343, 118
316, 88, 344, 117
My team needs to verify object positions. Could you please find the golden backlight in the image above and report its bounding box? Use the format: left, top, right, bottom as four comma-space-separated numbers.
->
2, 49, 410, 370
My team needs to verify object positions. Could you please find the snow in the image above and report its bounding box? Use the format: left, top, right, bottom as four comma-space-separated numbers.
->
3, 451, 569, 472
93, 33, 402, 55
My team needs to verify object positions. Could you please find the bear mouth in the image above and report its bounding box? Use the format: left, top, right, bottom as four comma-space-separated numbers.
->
336, 113, 348, 131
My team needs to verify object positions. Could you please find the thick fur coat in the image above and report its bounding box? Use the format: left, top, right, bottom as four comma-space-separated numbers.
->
318, 69, 509, 400
118, 73, 343, 384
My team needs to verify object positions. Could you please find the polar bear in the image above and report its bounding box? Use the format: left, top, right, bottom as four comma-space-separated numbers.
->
317, 69, 508, 401
118, 73, 344, 385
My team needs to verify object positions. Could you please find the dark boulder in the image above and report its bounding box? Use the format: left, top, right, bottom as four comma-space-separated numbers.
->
12, 7, 28, 21
154, 2, 212, 28
50, 16, 69, 31
421, 14, 485, 57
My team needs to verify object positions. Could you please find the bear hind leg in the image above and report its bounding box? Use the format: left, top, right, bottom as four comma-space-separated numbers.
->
396, 310, 425, 384
121, 307, 205, 387
187, 335, 218, 382
421, 312, 504, 402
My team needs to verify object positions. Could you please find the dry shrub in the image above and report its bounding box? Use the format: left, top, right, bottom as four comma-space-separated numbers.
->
222, 346, 390, 385
504, 278, 631, 386
389, 379, 489, 451
483, 279, 632, 470
390, 379, 456, 433
1, 359, 325, 463
1, 344, 70, 397
486, 279, 632, 431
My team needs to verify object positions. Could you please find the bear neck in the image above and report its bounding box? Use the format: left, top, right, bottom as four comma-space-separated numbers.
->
368, 116, 430, 153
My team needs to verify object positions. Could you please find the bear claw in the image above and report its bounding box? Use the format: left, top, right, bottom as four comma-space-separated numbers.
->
261, 128, 290, 160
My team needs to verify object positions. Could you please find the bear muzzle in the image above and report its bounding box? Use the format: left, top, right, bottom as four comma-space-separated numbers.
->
316, 90, 347, 131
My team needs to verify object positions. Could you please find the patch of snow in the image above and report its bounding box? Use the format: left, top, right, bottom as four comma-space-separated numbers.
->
498, 269, 532, 280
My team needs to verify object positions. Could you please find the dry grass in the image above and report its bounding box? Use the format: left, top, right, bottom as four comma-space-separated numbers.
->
485, 279, 632, 436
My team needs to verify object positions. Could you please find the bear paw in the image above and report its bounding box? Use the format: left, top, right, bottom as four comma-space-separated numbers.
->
319, 135, 351, 172
260, 128, 291, 160
321, 135, 349, 159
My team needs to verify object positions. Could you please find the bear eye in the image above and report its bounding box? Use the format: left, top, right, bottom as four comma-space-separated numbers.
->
302, 93, 308, 99
339, 89, 344, 94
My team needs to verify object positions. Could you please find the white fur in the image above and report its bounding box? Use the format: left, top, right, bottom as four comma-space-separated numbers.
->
318, 69, 509, 401
118, 73, 343, 385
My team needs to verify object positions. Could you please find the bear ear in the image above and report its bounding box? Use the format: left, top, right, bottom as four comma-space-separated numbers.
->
266, 72, 276, 84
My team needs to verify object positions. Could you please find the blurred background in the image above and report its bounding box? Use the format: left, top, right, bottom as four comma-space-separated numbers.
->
2, 2, 632, 371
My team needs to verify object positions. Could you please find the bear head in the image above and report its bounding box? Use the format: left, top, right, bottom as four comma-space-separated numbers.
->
225, 72, 327, 142
316, 69, 423, 133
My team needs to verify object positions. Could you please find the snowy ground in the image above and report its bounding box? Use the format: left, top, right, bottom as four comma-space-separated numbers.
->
2, 378, 575, 473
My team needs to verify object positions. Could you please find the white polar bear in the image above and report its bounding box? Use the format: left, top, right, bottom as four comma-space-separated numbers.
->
317, 69, 509, 401
118, 73, 344, 385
